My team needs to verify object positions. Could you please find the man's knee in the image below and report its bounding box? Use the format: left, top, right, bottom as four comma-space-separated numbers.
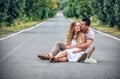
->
56, 42, 65, 49
92, 45, 95, 51
56, 42, 63, 46
89, 44, 95, 51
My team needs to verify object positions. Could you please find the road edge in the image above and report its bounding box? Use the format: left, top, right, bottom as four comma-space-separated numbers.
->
92, 28, 120, 41
0, 20, 48, 41
0, 19, 120, 42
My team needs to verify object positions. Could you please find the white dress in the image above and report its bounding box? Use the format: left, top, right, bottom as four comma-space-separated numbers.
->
65, 40, 85, 62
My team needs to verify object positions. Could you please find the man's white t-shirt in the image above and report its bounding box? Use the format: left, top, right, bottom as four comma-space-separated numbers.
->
85, 27, 94, 40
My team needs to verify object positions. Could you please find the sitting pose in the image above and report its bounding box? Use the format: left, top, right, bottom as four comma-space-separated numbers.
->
48, 21, 87, 62
38, 18, 95, 62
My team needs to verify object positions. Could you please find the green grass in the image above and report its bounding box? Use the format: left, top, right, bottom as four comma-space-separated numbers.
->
0, 18, 48, 38
91, 22, 120, 38
1, 16, 120, 39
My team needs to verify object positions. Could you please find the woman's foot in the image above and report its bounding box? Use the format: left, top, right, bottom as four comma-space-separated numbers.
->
47, 53, 56, 63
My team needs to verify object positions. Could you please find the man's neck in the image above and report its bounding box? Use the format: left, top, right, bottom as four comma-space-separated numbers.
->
83, 30, 88, 34
82, 29, 89, 34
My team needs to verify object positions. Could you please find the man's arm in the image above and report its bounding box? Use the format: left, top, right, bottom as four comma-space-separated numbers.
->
71, 38, 93, 49
72, 48, 83, 54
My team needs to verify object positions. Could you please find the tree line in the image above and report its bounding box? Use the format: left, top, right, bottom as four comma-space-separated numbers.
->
0, 0, 59, 27
63, 0, 120, 29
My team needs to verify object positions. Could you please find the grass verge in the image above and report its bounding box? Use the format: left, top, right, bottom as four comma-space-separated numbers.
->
91, 22, 120, 39
0, 18, 48, 38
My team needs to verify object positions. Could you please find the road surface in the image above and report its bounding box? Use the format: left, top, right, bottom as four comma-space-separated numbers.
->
0, 12, 120, 79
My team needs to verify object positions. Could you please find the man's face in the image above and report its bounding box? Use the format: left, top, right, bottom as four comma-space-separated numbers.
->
80, 21, 88, 32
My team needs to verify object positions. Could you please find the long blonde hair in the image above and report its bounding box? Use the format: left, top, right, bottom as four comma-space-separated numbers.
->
65, 21, 83, 46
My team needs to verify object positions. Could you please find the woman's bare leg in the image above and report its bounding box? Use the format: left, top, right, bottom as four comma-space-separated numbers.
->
55, 50, 67, 60
57, 57, 68, 62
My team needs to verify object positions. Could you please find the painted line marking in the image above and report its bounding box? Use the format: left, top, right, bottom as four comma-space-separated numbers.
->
0, 21, 46, 41
92, 29, 120, 41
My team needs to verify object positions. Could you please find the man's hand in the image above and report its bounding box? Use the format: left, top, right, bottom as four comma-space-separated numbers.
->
72, 49, 82, 54
66, 45, 78, 49
71, 39, 93, 49
72, 50, 79, 54
66, 45, 71, 49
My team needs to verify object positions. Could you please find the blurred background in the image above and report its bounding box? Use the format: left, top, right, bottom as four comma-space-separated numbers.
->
0, 0, 120, 38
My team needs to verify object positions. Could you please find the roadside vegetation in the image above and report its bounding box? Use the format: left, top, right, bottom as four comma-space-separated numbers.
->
0, 0, 120, 38
0, 0, 59, 37
61, 0, 120, 38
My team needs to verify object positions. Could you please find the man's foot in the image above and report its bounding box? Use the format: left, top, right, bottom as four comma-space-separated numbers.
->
37, 53, 50, 60
84, 57, 97, 64
77, 53, 87, 62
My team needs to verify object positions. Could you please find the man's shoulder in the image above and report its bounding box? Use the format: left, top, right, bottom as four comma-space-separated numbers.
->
88, 28, 94, 34
86, 27, 94, 40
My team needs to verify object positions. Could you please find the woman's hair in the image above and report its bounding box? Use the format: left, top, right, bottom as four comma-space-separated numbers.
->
65, 21, 83, 46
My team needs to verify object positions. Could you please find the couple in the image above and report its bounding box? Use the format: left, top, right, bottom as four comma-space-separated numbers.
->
38, 18, 95, 63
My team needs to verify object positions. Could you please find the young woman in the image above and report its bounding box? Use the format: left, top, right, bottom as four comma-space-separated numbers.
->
48, 21, 87, 62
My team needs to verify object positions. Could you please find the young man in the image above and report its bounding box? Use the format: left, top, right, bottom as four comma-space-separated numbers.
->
38, 18, 95, 61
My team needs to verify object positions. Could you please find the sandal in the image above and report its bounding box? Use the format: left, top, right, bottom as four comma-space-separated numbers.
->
47, 53, 55, 63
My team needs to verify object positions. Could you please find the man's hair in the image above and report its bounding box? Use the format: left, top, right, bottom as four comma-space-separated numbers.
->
82, 18, 91, 26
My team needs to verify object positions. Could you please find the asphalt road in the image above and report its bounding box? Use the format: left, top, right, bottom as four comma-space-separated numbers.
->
0, 12, 120, 79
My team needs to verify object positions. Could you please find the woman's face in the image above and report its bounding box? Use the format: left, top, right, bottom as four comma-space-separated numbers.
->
80, 21, 88, 32
74, 22, 81, 32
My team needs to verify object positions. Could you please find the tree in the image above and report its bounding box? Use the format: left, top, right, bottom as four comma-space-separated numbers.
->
24, 0, 59, 20
91, 0, 108, 23
0, 0, 10, 26
114, 0, 120, 29
91, 0, 120, 29
0, 0, 24, 26
0, 0, 59, 26
104, 0, 116, 27
63, 0, 92, 18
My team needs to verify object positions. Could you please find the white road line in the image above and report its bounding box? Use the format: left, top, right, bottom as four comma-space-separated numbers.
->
0, 32, 36, 63
0, 19, 52, 62
0, 21, 46, 41
93, 29, 120, 41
